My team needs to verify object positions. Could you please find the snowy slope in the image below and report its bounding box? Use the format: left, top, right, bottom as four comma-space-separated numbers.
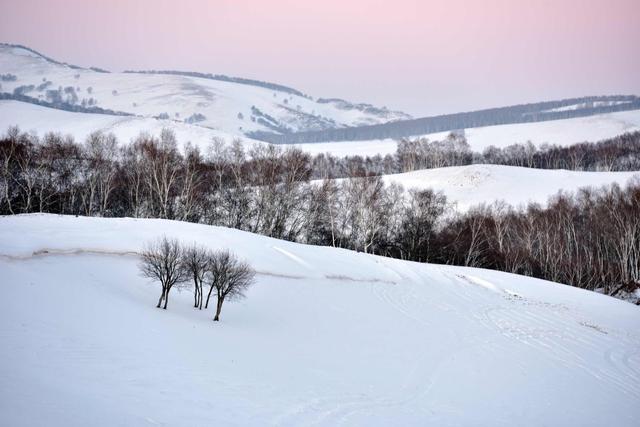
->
0, 100, 266, 150
377, 165, 640, 211
0, 44, 410, 138
1, 214, 639, 426
294, 110, 640, 157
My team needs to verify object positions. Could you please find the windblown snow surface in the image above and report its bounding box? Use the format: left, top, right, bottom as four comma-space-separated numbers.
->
378, 165, 640, 211
0, 215, 638, 426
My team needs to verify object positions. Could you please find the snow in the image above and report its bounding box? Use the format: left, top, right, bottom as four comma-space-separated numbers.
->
1, 214, 639, 426
377, 164, 640, 211
294, 110, 640, 157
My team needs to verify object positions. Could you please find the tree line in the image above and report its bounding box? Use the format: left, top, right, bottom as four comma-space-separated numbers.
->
1, 126, 638, 301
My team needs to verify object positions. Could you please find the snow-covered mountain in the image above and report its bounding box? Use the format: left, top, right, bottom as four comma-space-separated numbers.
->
0, 43, 411, 139
1, 214, 639, 426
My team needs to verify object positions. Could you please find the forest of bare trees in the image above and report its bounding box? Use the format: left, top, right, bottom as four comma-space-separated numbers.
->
1, 126, 638, 302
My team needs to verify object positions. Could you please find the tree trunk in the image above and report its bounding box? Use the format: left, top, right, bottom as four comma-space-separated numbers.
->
205, 285, 215, 309
193, 278, 200, 307
163, 288, 170, 309
214, 297, 224, 321
157, 288, 165, 308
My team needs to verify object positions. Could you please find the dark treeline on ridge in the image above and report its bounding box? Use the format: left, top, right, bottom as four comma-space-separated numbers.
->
1, 126, 638, 302
250, 96, 640, 143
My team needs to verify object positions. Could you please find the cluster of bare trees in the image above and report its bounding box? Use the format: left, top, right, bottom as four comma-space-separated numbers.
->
139, 237, 256, 321
396, 134, 473, 172
2, 126, 639, 300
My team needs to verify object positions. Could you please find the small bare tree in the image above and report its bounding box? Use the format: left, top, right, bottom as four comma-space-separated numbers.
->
181, 244, 209, 310
139, 236, 188, 309
205, 250, 256, 321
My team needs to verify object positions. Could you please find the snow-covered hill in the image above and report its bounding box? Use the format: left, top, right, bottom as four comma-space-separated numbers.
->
4, 99, 640, 160
0, 44, 410, 139
376, 165, 640, 211
295, 110, 640, 157
1, 214, 638, 426
0, 100, 266, 150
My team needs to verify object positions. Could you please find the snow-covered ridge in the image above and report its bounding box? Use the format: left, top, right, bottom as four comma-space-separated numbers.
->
0, 44, 410, 139
295, 109, 640, 157
377, 165, 640, 211
0, 214, 639, 426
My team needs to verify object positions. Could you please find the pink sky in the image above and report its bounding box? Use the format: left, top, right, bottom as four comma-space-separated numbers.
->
1, 0, 639, 116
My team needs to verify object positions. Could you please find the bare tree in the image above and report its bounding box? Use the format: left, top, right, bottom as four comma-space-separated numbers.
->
205, 250, 256, 321
181, 244, 209, 309
176, 143, 205, 221
139, 237, 188, 309
80, 131, 118, 216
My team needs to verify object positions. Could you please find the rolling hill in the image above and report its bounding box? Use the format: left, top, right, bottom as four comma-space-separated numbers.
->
0, 214, 639, 426
0, 43, 410, 139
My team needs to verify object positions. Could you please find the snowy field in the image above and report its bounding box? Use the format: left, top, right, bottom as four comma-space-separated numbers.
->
295, 110, 640, 157
1, 214, 639, 426
377, 165, 640, 211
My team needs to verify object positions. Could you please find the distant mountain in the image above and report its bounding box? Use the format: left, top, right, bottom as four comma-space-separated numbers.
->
3, 43, 639, 150
0, 43, 411, 139
250, 95, 640, 144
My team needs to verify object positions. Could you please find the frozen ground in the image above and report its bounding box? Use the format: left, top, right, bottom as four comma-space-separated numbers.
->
0, 214, 638, 426
377, 164, 640, 211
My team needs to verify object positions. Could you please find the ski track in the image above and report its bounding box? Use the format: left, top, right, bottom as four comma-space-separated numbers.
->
274, 263, 498, 426
276, 265, 640, 425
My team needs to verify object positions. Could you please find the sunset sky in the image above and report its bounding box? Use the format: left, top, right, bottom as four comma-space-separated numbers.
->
1, 0, 638, 116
